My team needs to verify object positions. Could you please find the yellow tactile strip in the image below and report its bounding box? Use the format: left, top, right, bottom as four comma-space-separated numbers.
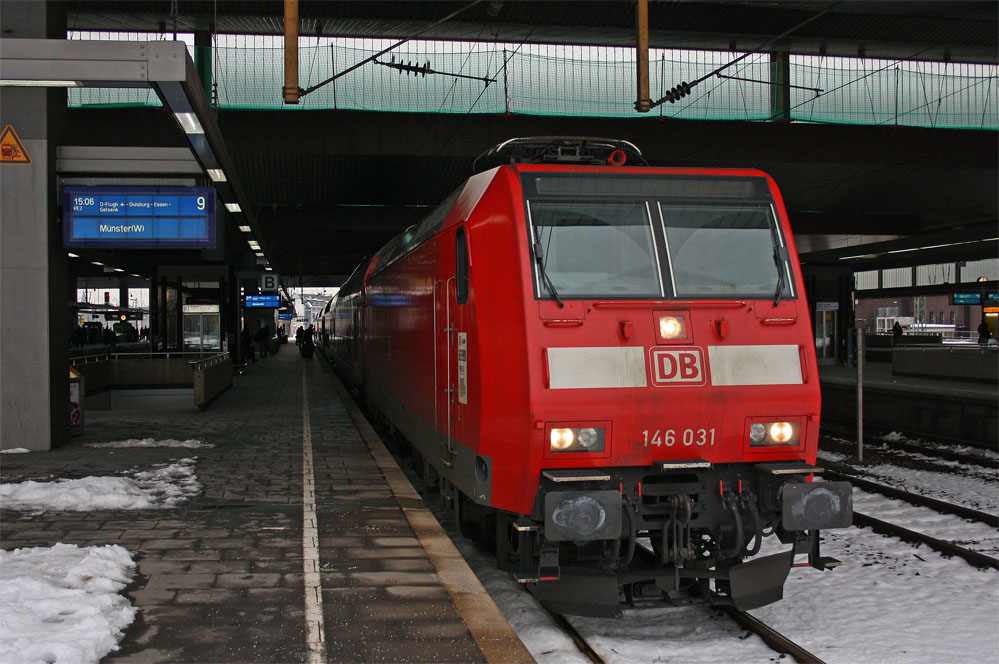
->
328, 374, 536, 664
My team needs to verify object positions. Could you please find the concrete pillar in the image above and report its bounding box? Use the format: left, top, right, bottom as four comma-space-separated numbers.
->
0, 1, 69, 450
770, 51, 791, 122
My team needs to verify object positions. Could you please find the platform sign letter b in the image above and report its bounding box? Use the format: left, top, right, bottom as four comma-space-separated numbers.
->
260, 273, 279, 293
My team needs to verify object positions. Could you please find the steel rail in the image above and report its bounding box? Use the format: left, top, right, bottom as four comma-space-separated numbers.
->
540, 605, 605, 664
720, 606, 828, 664
853, 511, 999, 570
825, 468, 999, 528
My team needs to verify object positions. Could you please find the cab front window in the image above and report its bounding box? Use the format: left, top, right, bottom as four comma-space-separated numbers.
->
526, 201, 663, 299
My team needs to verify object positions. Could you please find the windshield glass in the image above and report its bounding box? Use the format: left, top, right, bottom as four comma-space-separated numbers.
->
661, 204, 789, 298
528, 201, 663, 298
523, 173, 793, 301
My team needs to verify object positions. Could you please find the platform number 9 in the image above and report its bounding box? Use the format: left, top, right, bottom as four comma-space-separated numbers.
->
196, 196, 206, 211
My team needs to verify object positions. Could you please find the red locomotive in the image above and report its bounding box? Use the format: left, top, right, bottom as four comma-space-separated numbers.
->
322, 138, 851, 616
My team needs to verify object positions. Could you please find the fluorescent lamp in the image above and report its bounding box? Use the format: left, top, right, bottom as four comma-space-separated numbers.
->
248, 241, 260, 249
131, 274, 141, 278
91, 261, 104, 266
238, 225, 252, 233
255, 251, 265, 257
113, 268, 125, 273
67, 252, 79, 258
225, 202, 241, 213
207, 169, 226, 182
174, 112, 204, 134
0, 80, 80, 87
265, 266, 273, 271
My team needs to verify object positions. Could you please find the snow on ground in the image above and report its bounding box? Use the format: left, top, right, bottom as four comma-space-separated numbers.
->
86, 438, 213, 449
851, 487, 999, 556
0, 458, 200, 512
751, 450, 999, 663
751, 524, 999, 664
818, 448, 999, 515
0, 544, 136, 664
0, 448, 31, 454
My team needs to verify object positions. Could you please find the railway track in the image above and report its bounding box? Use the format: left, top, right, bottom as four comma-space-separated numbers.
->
720, 606, 828, 664
852, 510, 999, 570
824, 468, 999, 527
820, 418, 998, 459
818, 466, 999, 569
542, 598, 828, 664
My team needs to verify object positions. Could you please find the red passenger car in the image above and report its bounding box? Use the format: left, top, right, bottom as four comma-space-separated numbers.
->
328, 138, 851, 616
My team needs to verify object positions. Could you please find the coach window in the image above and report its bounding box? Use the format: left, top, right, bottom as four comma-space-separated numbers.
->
456, 227, 469, 304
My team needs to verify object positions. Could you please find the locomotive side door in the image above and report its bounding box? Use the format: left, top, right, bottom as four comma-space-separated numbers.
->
434, 226, 470, 471
434, 230, 457, 469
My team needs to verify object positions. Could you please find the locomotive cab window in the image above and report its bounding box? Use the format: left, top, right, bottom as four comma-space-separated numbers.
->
456, 227, 469, 304
658, 203, 794, 299
523, 173, 795, 301
526, 201, 663, 299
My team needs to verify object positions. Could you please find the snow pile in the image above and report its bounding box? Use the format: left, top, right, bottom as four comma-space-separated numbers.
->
881, 431, 906, 441
87, 438, 213, 449
0, 544, 136, 664
0, 459, 200, 512
0, 448, 30, 454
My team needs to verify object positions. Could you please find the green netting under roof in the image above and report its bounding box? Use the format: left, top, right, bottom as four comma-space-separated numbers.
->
790, 57, 998, 129
66, 36, 997, 130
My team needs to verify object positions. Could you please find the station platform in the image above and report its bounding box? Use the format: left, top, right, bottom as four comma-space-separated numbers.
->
0, 347, 534, 663
818, 358, 998, 445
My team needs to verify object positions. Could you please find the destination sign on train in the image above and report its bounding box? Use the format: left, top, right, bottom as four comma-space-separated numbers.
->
63, 186, 215, 248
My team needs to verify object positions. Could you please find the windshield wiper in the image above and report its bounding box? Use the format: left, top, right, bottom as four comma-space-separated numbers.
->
532, 234, 564, 308
770, 225, 790, 306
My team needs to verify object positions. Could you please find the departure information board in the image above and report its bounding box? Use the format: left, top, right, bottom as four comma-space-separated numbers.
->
63, 186, 215, 248
245, 295, 280, 308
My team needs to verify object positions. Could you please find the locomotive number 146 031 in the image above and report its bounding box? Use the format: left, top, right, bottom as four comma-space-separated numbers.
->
642, 428, 716, 447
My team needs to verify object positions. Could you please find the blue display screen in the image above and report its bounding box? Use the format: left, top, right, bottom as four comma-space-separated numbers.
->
63, 186, 215, 248
951, 292, 998, 305
277, 313, 293, 319
245, 295, 280, 308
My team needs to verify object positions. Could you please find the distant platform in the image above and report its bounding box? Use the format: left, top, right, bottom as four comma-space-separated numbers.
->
819, 360, 997, 446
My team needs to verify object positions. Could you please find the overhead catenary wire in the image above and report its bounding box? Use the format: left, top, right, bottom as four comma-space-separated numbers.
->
654, 2, 840, 109
299, 0, 483, 98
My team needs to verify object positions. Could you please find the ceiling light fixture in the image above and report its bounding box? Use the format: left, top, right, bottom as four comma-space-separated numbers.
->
174, 112, 204, 134
207, 169, 227, 182
225, 202, 241, 213
0, 79, 81, 87
238, 225, 252, 233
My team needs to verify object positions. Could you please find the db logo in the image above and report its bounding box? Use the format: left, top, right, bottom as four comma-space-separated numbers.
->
650, 347, 706, 386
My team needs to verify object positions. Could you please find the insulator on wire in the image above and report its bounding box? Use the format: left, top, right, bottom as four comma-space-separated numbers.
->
665, 81, 692, 104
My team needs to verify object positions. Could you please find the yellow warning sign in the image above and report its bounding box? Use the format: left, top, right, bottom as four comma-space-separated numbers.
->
0, 125, 31, 165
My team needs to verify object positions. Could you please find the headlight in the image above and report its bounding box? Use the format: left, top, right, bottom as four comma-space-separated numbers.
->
748, 421, 800, 447
551, 428, 575, 450
550, 427, 606, 453
770, 422, 794, 444
658, 316, 684, 339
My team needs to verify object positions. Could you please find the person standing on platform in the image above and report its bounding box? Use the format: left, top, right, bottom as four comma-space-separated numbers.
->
978, 319, 990, 345
892, 320, 903, 342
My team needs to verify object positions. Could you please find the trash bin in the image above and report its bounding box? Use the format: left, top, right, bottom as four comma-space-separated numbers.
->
70, 367, 85, 436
